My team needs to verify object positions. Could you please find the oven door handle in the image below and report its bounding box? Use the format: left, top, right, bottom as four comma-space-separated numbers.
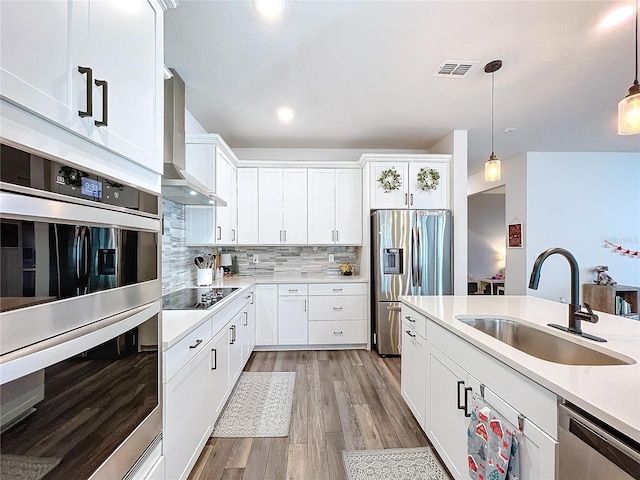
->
78, 226, 91, 294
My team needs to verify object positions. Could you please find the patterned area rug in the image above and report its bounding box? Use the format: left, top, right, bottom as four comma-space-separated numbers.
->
212, 372, 295, 437
342, 447, 451, 480
0, 454, 61, 480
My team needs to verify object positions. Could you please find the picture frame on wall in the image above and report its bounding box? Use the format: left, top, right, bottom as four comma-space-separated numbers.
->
508, 222, 523, 248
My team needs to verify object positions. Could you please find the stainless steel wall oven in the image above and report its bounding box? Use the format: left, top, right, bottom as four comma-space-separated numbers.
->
0, 143, 162, 480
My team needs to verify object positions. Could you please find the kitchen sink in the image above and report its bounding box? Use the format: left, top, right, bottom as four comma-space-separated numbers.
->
457, 316, 635, 366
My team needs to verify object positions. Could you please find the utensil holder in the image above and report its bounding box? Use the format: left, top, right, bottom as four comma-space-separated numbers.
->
196, 268, 213, 286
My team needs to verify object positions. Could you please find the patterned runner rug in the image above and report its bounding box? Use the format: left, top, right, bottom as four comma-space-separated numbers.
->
212, 371, 295, 437
0, 454, 61, 480
342, 447, 451, 480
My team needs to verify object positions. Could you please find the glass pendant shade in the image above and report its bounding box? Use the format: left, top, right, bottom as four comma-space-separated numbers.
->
484, 155, 501, 182
618, 85, 640, 135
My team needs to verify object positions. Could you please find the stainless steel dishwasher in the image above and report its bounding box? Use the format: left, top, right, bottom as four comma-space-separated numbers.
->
559, 402, 640, 479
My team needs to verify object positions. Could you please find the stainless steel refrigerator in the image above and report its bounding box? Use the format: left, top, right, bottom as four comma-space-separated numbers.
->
371, 209, 452, 355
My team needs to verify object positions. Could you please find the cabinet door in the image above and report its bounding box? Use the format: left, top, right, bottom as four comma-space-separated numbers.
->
370, 163, 408, 209
228, 315, 243, 386
186, 206, 215, 246
86, 0, 162, 173
242, 290, 256, 362
408, 162, 449, 209
308, 169, 336, 245
282, 168, 307, 244
164, 338, 214, 480
210, 327, 230, 421
237, 168, 259, 245
400, 328, 428, 429
0, 0, 83, 133
258, 168, 283, 244
277, 296, 308, 345
255, 284, 278, 345
428, 347, 469, 479
216, 151, 237, 244
335, 168, 362, 244
186, 142, 215, 191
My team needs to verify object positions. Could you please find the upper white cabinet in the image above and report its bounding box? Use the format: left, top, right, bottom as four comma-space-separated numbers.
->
237, 168, 258, 245
185, 134, 238, 246
370, 160, 449, 210
308, 169, 362, 245
0, 0, 164, 174
258, 168, 307, 244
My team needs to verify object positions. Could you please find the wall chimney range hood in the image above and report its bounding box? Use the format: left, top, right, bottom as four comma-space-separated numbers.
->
162, 68, 226, 206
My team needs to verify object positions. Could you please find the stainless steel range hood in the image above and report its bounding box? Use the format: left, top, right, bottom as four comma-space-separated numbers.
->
162, 68, 226, 206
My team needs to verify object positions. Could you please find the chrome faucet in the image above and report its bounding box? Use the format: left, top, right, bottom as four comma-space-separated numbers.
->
529, 247, 606, 342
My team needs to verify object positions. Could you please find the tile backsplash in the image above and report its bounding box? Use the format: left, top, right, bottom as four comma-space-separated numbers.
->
162, 199, 360, 293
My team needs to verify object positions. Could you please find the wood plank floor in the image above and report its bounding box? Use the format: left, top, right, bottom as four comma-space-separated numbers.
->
188, 349, 439, 480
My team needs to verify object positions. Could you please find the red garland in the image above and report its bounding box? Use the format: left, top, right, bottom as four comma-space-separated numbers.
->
604, 240, 640, 258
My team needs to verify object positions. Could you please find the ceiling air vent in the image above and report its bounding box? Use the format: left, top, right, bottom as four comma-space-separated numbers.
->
433, 60, 479, 78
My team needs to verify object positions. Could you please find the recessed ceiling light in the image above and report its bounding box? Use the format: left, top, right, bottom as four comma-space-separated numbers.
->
189, 190, 197, 196
277, 106, 294, 124
598, 5, 634, 29
253, 0, 284, 19
503, 128, 517, 133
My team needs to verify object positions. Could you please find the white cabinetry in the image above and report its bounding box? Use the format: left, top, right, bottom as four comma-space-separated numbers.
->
400, 303, 559, 480
277, 284, 308, 345
237, 168, 259, 245
307, 283, 367, 345
185, 134, 238, 246
209, 325, 230, 420
255, 284, 278, 346
0, 0, 164, 174
258, 168, 307, 244
370, 160, 449, 210
164, 321, 213, 480
400, 309, 428, 430
228, 312, 243, 386
308, 169, 362, 245
240, 289, 256, 363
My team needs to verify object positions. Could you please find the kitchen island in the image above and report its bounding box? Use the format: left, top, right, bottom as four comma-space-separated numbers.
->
399, 294, 640, 479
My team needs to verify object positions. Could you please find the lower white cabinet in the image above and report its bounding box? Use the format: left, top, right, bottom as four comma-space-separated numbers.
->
255, 284, 278, 346
400, 325, 428, 430
307, 283, 367, 345
400, 303, 559, 480
164, 288, 257, 480
427, 345, 475, 479
277, 290, 308, 345
210, 326, 230, 420
164, 337, 214, 480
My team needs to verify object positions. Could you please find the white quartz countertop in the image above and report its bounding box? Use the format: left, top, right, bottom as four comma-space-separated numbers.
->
399, 294, 640, 442
161, 275, 368, 349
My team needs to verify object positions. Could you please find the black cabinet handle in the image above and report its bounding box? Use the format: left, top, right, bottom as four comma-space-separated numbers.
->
406, 330, 416, 338
456, 380, 465, 410
405, 315, 415, 323
211, 348, 217, 370
94, 79, 108, 126
189, 339, 203, 349
78, 66, 93, 118
464, 387, 473, 417
410, 193, 413, 205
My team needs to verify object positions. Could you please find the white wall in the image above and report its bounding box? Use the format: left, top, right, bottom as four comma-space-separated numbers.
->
468, 192, 506, 281
525, 152, 640, 304
430, 130, 468, 295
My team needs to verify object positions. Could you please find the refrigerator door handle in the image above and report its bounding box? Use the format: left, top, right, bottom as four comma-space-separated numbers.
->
415, 226, 422, 287
411, 226, 421, 287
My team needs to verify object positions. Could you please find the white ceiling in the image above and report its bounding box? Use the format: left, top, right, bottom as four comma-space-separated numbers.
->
164, 1, 640, 175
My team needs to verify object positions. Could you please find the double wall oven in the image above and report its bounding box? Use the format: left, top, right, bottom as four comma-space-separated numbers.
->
0, 143, 162, 480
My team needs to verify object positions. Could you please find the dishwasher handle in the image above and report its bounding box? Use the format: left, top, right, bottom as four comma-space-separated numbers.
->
558, 403, 640, 477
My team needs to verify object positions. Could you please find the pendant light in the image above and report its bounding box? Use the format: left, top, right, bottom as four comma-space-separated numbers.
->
484, 60, 503, 182
619, 0, 640, 135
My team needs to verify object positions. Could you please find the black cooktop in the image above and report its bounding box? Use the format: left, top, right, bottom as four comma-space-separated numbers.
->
162, 287, 239, 310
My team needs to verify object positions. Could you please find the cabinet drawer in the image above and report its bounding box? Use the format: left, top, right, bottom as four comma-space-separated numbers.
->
401, 304, 427, 339
308, 295, 366, 321
308, 283, 367, 296
278, 284, 309, 296
164, 320, 212, 382
308, 320, 366, 344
